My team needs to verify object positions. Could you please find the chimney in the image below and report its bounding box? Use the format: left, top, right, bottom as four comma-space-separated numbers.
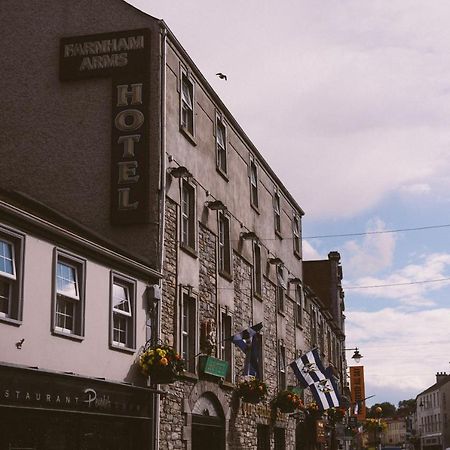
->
436, 372, 449, 383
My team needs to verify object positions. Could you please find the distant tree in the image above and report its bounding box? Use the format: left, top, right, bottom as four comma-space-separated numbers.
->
397, 399, 416, 417
367, 402, 397, 418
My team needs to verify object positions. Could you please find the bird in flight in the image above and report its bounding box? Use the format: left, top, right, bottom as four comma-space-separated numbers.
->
216, 72, 228, 80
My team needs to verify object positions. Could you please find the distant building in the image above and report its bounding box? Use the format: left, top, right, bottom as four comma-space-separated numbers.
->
416, 372, 450, 450
382, 417, 407, 447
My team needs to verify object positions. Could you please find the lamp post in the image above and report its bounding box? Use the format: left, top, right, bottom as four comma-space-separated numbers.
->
375, 406, 383, 450
345, 348, 363, 364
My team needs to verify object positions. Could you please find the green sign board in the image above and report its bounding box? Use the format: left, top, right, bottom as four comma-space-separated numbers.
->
199, 356, 229, 378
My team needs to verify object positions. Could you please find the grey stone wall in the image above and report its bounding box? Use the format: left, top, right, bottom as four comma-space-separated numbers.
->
160, 198, 298, 449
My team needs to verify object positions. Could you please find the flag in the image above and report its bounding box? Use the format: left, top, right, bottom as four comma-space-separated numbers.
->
310, 377, 340, 411
231, 323, 263, 377
290, 348, 327, 388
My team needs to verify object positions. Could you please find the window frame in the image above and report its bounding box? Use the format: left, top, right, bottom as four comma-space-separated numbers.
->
0, 226, 24, 325
179, 286, 198, 374
215, 114, 228, 177
276, 264, 286, 314
110, 272, 137, 352
180, 178, 197, 255
292, 213, 302, 258
274, 190, 281, 236
218, 211, 232, 279
278, 340, 287, 390
249, 158, 259, 211
294, 283, 304, 328
253, 240, 262, 300
180, 70, 195, 142
220, 310, 233, 383
52, 249, 86, 340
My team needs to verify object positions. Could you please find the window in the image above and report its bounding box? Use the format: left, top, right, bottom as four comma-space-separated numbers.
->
220, 312, 232, 382
276, 265, 286, 314
0, 227, 24, 323
310, 305, 318, 346
53, 250, 85, 338
181, 179, 196, 252
180, 73, 194, 136
218, 212, 231, 277
249, 159, 259, 209
295, 284, 303, 328
274, 191, 281, 235
278, 341, 287, 390
253, 241, 262, 299
293, 214, 301, 256
180, 288, 198, 373
216, 116, 227, 175
110, 274, 136, 350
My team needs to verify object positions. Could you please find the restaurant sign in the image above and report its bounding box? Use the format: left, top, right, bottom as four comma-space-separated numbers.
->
0, 365, 152, 418
60, 29, 151, 225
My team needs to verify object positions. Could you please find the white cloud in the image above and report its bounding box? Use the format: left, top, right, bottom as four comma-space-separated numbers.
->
343, 218, 396, 276
302, 240, 323, 260
345, 252, 450, 307
400, 184, 432, 195
128, 0, 450, 220
346, 307, 450, 398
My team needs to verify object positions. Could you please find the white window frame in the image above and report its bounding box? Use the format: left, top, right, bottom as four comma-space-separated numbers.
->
295, 283, 304, 328
179, 287, 198, 374
278, 341, 287, 390
180, 179, 197, 253
0, 226, 24, 323
0, 238, 15, 319
0, 238, 16, 280
277, 264, 285, 314
218, 211, 232, 277
53, 250, 85, 338
216, 115, 227, 175
253, 240, 262, 299
220, 310, 233, 382
293, 213, 301, 257
249, 158, 259, 209
110, 273, 136, 351
180, 70, 195, 139
274, 190, 281, 235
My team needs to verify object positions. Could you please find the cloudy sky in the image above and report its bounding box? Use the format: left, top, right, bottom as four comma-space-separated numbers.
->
128, 0, 450, 407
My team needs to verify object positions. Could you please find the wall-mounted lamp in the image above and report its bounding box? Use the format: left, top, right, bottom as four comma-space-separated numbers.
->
288, 277, 302, 285
205, 200, 227, 211
240, 231, 258, 241
345, 347, 363, 363
15, 338, 25, 350
167, 166, 192, 178
268, 257, 283, 265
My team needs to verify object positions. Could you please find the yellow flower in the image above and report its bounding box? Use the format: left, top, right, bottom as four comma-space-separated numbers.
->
160, 357, 168, 366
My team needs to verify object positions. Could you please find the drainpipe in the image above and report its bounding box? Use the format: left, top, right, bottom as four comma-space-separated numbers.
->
154, 22, 168, 450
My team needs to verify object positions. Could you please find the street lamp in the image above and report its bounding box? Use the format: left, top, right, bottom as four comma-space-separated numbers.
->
345, 347, 363, 363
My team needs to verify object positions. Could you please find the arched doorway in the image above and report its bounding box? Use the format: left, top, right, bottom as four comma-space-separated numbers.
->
191, 393, 225, 450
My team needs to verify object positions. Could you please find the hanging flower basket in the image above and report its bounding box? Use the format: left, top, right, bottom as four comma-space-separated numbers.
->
139, 343, 184, 384
326, 407, 346, 424
364, 418, 387, 432
236, 377, 268, 404
271, 390, 304, 413
305, 402, 323, 419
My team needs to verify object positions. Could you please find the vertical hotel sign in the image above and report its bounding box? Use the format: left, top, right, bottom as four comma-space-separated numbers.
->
60, 29, 151, 224
350, 366, 366, 420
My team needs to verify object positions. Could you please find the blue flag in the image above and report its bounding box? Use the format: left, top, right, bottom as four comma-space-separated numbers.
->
290, 348, 327, 388
231, 323, 263, 377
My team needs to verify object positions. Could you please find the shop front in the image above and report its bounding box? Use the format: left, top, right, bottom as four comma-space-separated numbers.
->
0, 363, 154, 450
